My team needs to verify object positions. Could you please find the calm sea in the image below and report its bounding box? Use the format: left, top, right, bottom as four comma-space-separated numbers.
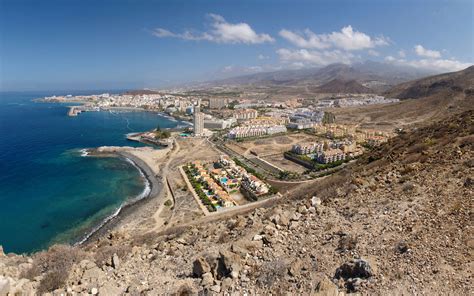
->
0, 91, 182, 254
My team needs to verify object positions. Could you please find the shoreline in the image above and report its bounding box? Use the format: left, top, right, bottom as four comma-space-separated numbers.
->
35, 98, 192, 125
74, 149, 164, 245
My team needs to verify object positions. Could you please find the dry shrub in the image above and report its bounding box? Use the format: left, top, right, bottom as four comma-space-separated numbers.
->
403, 153, 423, 164
132, 231, 157, 247
402, 182, 415, 193
256, 259, 288, 287
338, 235, 358, 252
37, 270, 69, 294
216, 232, 230, 244
400, 165, 415, 176
174, 284, 195, 296
457, 135, 474, 148
407, 143, 428, 154
23, 244, 86, 293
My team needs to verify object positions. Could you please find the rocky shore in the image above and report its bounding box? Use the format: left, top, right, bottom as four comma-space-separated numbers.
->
75, 147, 165, 245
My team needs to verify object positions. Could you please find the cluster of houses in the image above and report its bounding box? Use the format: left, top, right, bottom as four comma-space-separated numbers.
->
188, 160, 237, 209
187, 156, 270, 209
291, 140, 358, 164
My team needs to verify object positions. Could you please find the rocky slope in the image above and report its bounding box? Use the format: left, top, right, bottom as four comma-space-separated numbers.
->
316, 79, 372, 94
1, 111, 473, 295
384, 66, 473, 100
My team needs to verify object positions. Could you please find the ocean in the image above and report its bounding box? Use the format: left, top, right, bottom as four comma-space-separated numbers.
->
0, 91, 183, 254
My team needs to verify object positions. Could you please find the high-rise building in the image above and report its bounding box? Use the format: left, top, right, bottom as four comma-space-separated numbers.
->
209, 98, 227, 109
193, 102, 204, 136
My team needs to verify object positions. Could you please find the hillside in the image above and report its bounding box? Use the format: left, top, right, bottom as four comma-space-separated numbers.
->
205, 61, 435, 91
316, 79, 372, 94
331, 66, 474, 129
1, 110, 472, 295
385, 66, 474, 100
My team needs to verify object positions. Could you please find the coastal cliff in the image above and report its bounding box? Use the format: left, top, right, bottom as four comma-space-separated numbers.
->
0, 111, 472, 295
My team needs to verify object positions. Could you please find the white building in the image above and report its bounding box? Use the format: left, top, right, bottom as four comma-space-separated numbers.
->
209, 98, 228, 109
227, 125, 287, 139
233, 109, 258, 121
193, 104, 204, 136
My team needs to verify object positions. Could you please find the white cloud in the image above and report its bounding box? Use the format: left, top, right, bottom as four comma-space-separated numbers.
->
398, 50, 406, 58
258, 54, 269, 60
384, 55, 471, 72
277, 48, 355, 66
279, 26, 389, 51
152, 14, 274, 44
414, 45, 441, 58
368, 49, 380, 57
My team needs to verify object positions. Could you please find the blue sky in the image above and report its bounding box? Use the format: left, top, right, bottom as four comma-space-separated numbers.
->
0, 0, 472, 91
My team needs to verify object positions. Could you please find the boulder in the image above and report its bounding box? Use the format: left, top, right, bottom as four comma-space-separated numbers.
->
112, 253, 120, 269
0, 276, 11, 295
311, 196, 322, 207
209, 284, 221, 293
298, 205, 308, 214
201, 272, 214, 287
216, 250, 241, 279
193, 257, 211, 277
334, 259, 373, 280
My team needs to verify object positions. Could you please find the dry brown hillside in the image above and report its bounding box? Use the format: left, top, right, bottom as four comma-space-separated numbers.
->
330, 66, 474, 130
317, 79, 373, 94
1, 108, 472, 295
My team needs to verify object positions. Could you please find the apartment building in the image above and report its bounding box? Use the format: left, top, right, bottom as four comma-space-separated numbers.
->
233, 109, 258, 121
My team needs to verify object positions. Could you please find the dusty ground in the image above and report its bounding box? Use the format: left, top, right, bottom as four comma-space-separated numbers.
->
227, 133, 317, 157
262, 153, 307, 173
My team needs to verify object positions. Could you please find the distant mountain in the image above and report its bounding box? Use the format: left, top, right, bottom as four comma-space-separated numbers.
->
331, 66, 474, 129
206, 61, 436, 91
316, 79, 372, 94
384, 66, 474, 100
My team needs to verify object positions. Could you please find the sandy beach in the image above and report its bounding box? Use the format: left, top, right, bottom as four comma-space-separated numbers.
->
77, 145, 172, 244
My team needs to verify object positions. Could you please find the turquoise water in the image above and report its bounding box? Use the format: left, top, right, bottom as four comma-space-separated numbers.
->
0, 91, 184, 254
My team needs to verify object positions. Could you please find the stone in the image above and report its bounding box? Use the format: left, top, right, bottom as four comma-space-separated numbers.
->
210, 284, 221, 293
290, 212, 302, 221
201, 272, 214, 287
314, 276, 339, 296
193, 257, 211, 277
99, 282, 125, 296
112, 253, 120, 269
334, 259, 373, 280
221, 277, 234, 292
253, 234, 263, 241
216, 250, 241, 279
82, 266, 106, 283
0, 276, 11, 295
91, 287, 98, 295
0, 246, 4, 257
298, 205, 308, 214
311, 196, 322, 207
231, 243, 248, 257
288, 259, 303, 277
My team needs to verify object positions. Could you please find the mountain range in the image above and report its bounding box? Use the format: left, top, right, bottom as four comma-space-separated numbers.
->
200, 61, 437, 93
